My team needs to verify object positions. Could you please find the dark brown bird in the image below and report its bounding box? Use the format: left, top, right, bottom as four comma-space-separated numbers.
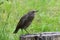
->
13, 10, 38, 34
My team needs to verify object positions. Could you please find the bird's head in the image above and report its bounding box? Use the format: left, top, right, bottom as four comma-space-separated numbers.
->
28, 10, 38, 15
31, 10, 38, 13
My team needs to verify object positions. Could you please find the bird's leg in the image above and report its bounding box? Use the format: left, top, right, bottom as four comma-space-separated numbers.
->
24, 29, 30, 34
21, 29, 24, 35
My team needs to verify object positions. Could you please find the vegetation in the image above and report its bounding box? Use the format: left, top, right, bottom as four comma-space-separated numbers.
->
0, 0, 60, 40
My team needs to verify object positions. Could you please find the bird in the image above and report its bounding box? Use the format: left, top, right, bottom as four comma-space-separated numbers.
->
13, 10, 38, 34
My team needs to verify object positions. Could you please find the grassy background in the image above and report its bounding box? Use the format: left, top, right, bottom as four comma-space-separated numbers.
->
0, 0, 60, 40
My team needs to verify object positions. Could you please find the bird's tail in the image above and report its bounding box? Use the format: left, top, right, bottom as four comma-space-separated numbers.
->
13, 28, 19, 33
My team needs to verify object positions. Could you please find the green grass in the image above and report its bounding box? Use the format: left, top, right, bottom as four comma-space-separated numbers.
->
0, 0, 60, 40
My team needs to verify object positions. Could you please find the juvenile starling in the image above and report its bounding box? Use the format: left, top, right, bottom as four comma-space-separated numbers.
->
13, 10, 38, 34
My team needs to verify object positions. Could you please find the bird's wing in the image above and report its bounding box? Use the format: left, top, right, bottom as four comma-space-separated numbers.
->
18, 14, 28, 25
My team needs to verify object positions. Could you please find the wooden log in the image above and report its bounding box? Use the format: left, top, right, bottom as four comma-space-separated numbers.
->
20, 32, 60, 40
20, 34, 42, 40
42, 32, 60, 40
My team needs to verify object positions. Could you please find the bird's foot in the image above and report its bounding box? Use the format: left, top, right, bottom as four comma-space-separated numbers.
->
25, 33, 31, 35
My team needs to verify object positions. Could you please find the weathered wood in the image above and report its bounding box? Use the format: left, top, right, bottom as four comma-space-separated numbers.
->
20, 34, 42, 40
20, 32, 60, 40
42, 32, 60, 40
